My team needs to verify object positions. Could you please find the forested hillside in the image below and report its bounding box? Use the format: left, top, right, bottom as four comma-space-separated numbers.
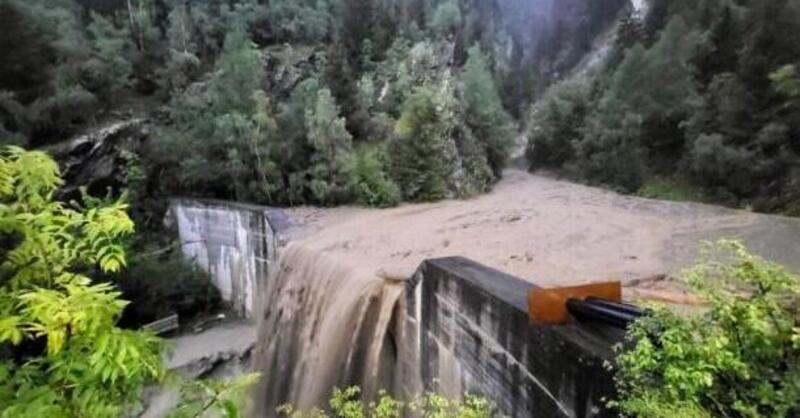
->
527, 0, 800, 214
0, 0, 625, 212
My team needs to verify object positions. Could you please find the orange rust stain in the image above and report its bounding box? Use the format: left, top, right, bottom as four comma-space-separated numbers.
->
528, 281, 622, 325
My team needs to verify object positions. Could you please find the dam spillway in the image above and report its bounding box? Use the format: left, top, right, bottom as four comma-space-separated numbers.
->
169, 173, 800, 417
169, 199, 621, 417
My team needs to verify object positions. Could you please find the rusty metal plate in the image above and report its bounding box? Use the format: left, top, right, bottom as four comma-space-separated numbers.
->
528, 281, 622, 325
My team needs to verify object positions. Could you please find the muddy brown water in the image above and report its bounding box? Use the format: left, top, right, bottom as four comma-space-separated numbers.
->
281, 169, 800, 285
252, 169, 800, 416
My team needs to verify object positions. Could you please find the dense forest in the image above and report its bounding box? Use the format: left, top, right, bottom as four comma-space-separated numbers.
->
3, 0, 800, 216
0, 0, 625, 218
527, 0, 800, 214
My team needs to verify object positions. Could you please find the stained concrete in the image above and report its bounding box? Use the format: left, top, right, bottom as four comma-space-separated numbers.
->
168, 199, 279, 317
397, 257, 621, 418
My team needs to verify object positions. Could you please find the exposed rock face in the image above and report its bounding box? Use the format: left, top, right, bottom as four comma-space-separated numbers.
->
263, 45, 325, 98
492, 0, 629, 111
46, 118, 149, 199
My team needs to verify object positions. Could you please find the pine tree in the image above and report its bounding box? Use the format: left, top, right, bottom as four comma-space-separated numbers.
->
305, 88, 355, 204
461, 45, 515, 178
87, 12, 135, 94
390, 87, 452, 201
431, 0, 462, 37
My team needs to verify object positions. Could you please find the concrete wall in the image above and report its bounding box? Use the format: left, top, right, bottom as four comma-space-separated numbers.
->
169, 199, 278, 317
396, 257, 623, 418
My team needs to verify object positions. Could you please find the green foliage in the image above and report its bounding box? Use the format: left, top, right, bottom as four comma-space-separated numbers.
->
169, 373, 261, 418
637, 176, 704, 203
278, 386, 496, 418
574, 103, 645, 192
687, 133, 755, 198
389, 67, 502, 202
460, 45, 515, 178
212, 29, 265, 114
771, 64, 800, 99
605, 18, 700, 120
306, 88, 355, 205
0, 147, 260, 417
613, 240, 800, 417
112, 252, 222, 328
347, 147, 401, 208
390, 87, 454, 201
159, 5, 202, 94
86, 12, 134, 95
526, 78, 590, 170
431, 1, 462, 36
254, 0, 331, 44
527, 1, 800, 214
156, 27, 281, 203
0, 147, 164, 417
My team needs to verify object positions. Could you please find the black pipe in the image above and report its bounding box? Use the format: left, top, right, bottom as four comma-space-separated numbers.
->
585, 297, 645, 317
566, 298, 642, 329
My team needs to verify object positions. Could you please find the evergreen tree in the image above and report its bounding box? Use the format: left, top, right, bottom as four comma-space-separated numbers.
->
210, 28, 263, 114
526, 78, 590, 170
305, 88, 355, 204
431, 0, 462, 37
86, 12, 135, 96
390, 87, 453, 201
460, 45, 515, 178
0, 0, 54, 102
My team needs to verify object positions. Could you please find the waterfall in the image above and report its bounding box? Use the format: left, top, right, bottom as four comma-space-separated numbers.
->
251, 243, 405, 416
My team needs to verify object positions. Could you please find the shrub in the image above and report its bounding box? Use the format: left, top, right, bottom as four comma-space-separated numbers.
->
0, 147, 164, 417
347, 146, 401, 208
28, 83, 100, 142
278, 386, 496, 418
573, 105, 646, 192
431, 1, 462, 36
613, 240, 800, 417
637, 176, 704, 202
688, 133, 754, 196
112, 252, 222, 328
526, 78, 590, 170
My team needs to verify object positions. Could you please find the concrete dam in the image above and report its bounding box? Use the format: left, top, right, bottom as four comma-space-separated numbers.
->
170, 199, 625, 417
169, 174, 800, 417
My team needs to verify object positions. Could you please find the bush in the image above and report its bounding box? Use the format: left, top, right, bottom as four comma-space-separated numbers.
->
0, 147, 164, 417
431, 1, 462, 36
113, 252, 222, 328
637, 176, 704, 202
278, 386, 496, 418
28, 84, 100, 142
526, 78, 590, 170
688, 133, 754, 196
347, 146, 401, 207
573, 105, 646, 192
613, 240, 800, 417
